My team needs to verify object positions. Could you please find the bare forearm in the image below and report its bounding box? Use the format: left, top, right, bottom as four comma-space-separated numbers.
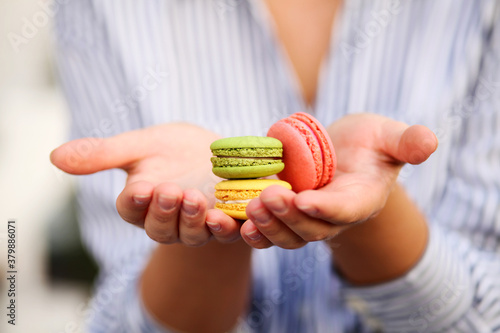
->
331, 184, 428, 285
141, 239, 252, 333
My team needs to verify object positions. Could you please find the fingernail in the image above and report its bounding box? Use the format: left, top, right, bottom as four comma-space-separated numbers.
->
297, 204, 318, 216
245, 229, 262, 241
158, 195, 178, 211
182, 200, 199, 217
262, 196, 287, 214
133, 195, 151, 205
251, 207, 272, 224
206, 221, 221, 232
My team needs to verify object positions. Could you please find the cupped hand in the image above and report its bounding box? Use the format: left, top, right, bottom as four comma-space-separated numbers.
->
233, 113, 438, 249
50, 123, 238, 247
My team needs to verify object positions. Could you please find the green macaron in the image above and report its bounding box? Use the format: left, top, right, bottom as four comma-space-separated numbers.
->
210, 136, 284, 179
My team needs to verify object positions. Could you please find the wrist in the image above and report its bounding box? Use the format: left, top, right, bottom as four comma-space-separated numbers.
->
331, 183, 428, 285
141, 239, 252, 332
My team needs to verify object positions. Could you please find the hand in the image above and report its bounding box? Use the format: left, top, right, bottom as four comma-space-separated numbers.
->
50, 123, 234, 247
231, 113, 438, 249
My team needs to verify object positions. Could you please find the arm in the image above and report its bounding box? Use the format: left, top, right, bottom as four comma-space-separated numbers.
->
51, 123, 252, 333
232, 113, 437, 268
337, 14, 500, 330
332, 183, 428, 285
211, 109, 497, 332
206, 8, 500, 329
141, 240, 252, 333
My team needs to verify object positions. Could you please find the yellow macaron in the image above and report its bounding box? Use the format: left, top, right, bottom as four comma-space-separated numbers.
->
214, 179, 292, 220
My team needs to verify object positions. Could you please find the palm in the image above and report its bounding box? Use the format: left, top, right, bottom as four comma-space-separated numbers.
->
295, 113, 437, 223
121, 124, 219, 192
316, 114, 415, 219
51, 123, 223, 246
237, 113, 438, 249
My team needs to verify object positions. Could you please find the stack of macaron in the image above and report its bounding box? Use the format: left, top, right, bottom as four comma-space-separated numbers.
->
210, 136, 292, 220
210, 112, 336, 220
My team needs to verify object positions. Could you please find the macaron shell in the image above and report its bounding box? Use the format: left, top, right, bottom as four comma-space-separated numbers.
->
283, 117, 324, 187
217, 208, 248, 221
267, 120, 321, 192
210, 136, 283, 150
290, 112, 336, 187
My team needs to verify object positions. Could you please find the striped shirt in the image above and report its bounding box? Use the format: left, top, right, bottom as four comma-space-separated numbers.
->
54, 0, 500, 332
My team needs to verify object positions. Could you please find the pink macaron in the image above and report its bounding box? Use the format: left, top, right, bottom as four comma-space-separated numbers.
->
267, 112, 336, 192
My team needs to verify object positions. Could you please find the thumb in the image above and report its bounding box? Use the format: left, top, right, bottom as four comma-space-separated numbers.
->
50, 129, 149, 175
382, 122, 438, 165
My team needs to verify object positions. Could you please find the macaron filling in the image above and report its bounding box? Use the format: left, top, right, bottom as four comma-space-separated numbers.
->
216, 199, 252, 204
211, 157, 283, 168
214, 189, 261, 214
211, 148, 283, 158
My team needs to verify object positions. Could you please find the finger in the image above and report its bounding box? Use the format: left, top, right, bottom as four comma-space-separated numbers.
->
205, 209, 242, 243
116, 180, 155, 227
260, 186, 341, 242
144, 183, 183, 244
382, 122, 438, 165
246, 198, 307, 249
240, 220, 273, 249
294, 187, 384, 225
50, 124, 219, 175
178, 189, 211, 247
50, 129, 151, 175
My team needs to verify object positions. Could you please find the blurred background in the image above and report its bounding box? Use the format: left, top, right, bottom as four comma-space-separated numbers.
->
0, 1, 98, 332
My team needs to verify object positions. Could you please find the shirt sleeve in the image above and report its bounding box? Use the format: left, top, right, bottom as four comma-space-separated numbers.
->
342, 8, 500, 332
